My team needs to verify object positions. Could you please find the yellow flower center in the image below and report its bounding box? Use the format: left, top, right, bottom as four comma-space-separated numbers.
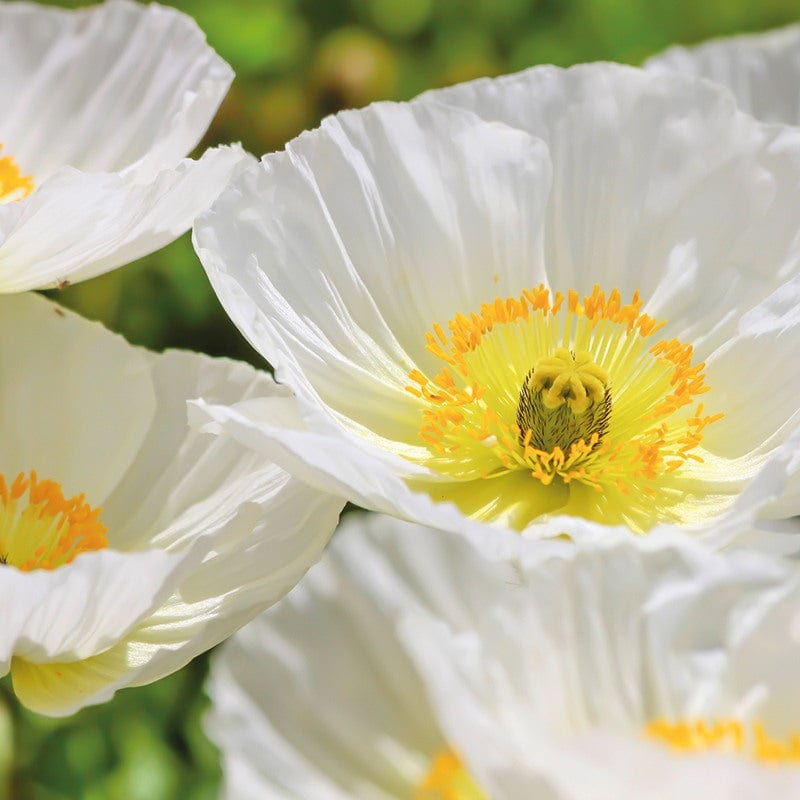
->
0, 144, 34, 204
646, 718, 800, 764
415, 750, 488, 800
0, 471, 108, 571
407, 284, 723, 532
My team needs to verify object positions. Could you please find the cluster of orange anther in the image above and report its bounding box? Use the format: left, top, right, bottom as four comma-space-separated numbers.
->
0, 144, 34, 204
524, 431, 602, 486
646, 718, 800, 764
0, 471, 108, 571
650, 339, 714, 416
570, 285, 665, 336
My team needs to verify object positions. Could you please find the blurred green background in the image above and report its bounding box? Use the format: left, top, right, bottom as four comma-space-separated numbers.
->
3, 0, 796, 797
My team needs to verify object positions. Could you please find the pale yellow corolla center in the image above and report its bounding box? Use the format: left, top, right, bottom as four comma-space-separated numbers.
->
0, 144, 34, 204
407, 284, 723, 532
0, 471, 108, 571
647, 718, 800, 764
416, 750, 488, 800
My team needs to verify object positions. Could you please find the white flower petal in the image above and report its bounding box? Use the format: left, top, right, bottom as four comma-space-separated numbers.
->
101, 350, 289, 549
399, 536, 800, 800
0, 0, 231, 179
111, 464, 344, 688
704, 271, 800, 457
0, 292, 154, 503
207, 518, 442, 799
10, 462, 343, 717
190, 395, 538, 556
1, 546, 191, 672
645, 25, 800, 125
195, 100, 552, 446
206, 513, 526, 799
0, 145, 251, 292
418, 65, 800, 357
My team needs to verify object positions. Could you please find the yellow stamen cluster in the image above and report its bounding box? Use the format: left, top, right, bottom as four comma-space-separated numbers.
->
416, 750, 488, 800
0, 471, 108, 571
0, 144, 34, 204
646, 718, 800, 764
407, 284, 723, 531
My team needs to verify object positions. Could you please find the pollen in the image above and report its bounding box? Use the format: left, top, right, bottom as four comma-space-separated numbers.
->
0, 471, 108, 571
0, 144, 34, 204
415, 750, 488, 800
646, 718, 800, 764
408, 284, 723, 532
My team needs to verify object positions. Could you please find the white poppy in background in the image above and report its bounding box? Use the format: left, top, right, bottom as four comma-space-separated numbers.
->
206, 512, 800, 800
646, 24, 800, 125
205, 513, 521, 800
0, 292, 343, 717
193, 63, 800, 549
0, 0, 249, 292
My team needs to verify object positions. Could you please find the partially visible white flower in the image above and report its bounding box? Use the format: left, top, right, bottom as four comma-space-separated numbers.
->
0, 0, 250, 292
207, 513, 800, 800
193, 64, 800, 549
0, 292, 343, 716
205, 512, 523, 800
646, 25, 800, 125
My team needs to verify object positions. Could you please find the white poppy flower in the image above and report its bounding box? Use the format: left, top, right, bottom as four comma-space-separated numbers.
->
0, 0, 250, 292
204, 512, 522, 800
0, 292, 343, 716
206, 513, 800, 800
645, 24, 800, 125
193, 63, 800, 547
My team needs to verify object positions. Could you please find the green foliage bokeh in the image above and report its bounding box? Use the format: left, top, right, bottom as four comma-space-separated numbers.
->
7, 0, 798, 797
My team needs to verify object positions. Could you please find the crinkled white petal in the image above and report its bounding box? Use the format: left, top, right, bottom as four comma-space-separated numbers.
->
190, 395, 539, 558
399, 535, 800, 800
0, 292, 154, 503
101, 350, 294, 549
418, 65, 800, 358
195, 100, 552, 448
0, 145, 252, 292
12, 459, 343, 718
0, 0, 232, 179
703, 271, 800, 456
195, 63, 800, 541
0, 546, 194, 672
205, 513, 529, 799
0, 0, 249, 290
645, 25, 800, 125
0, 294, 344, 715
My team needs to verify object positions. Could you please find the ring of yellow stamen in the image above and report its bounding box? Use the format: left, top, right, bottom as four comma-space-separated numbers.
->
415, 750, 488, 800
646, 718, 800, 764
406, 284, 723, 532
0, 471, 108, 571
0, 144, 34, 205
